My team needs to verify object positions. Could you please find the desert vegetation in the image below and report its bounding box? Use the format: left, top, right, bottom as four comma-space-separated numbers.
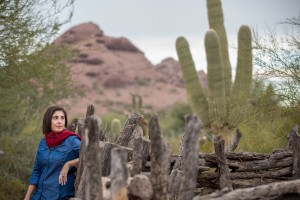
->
0, 0, 300, 199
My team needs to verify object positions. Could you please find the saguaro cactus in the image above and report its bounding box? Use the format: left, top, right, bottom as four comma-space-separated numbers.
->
205, 30, 226, 126
176, 0, 253, 129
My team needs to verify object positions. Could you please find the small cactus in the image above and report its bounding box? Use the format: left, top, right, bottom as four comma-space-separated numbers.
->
110, 118, 122, 142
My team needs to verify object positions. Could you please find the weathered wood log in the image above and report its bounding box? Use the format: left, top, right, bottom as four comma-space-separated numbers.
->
226, 128, 242, 152
229, 157, 293, 172
287, 125, 298, 149
291, 126, 300, 179
67, 118, 78, 132
169, 136, 184, 200
128, 175, 153, 200
178, 114, 202, 200
149, 115, 170, 200
197, 176, 293, 190
169, 169, 182, 200
197, 166, 292, 183
74, 119, 85, 197
200, 152, 269, 162
132, 127, 143, 176
83, 116, 103, 200
100, 141, 133, 177
77, 119, 84, 137
199, 151, 293, 171
74, 138, 85, 197
269, 150, 293, 160
141, 138, 150, 171
193, 179, 300, 200
214, 135, 232, 191
116, 113, 141, 147
110, 147, 128, 200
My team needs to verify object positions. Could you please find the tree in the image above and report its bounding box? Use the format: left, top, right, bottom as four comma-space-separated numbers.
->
0, 0, 75, 135
253, 14, 300, 106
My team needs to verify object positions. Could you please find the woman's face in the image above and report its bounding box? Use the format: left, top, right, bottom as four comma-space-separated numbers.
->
51, 110, 65, 132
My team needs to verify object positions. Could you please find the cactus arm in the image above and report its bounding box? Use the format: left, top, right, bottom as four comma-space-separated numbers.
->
205, 30, 226, 125
176, 36, 209, 126
232, 25, 253, 98
206, 0, 232, 98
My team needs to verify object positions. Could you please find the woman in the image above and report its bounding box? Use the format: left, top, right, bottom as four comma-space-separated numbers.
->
24, 106, 81, 200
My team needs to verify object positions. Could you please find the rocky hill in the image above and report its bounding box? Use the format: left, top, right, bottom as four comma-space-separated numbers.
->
54, 22, 207, 117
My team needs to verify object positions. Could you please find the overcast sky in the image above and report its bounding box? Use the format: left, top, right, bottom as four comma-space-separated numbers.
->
59, 0, 300, 71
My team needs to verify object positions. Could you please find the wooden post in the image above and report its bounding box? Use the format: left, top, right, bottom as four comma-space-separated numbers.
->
214, 135, 233, 191
141, 138, 150, 171
169, 136, 184, 200
149, 115, 170, 200
74, 119, 85, 198
227, 128, 242, 152
110, 147, 128, 200
132, 126, 143, 175
291, 127, 300, 179
83, 116, 103, 200
86, 104, 95, 117
116, 113, 141, 147
287, 125, 298, 149
178, 114, 202, 200
67, 118, 78, 132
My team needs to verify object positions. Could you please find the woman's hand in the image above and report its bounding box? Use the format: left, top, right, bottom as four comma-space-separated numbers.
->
59, 162, 70, 185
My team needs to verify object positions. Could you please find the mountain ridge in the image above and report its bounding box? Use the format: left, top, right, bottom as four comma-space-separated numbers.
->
54, 22, 207, 117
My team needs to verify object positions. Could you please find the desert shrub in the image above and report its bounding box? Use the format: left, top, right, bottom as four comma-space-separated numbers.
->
134, 76, 151, 86
84, 58, 103, 65
86, 72, 98, 77
0, 176, 26, 200
103, 75, 132, 88
0, 121, 41, 199
96, 39, 105, 43
105, 37, 140, 52
78, 53, 88, 58
100, 113, 127, 134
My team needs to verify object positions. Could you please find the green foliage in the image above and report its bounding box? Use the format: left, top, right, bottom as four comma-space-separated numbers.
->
159, 102, 192, 153
0, 121, 41, 199
0, 0, 75, 136
253, 15, 300, 105
0, 176, 26, 200
160, 102, 192, 137
100, 113, 126, 133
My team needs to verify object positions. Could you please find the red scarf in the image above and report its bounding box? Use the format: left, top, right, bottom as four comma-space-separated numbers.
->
45, 129, 81, 148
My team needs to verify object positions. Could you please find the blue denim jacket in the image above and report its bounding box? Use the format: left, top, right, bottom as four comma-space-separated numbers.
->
29, 136, 81, 200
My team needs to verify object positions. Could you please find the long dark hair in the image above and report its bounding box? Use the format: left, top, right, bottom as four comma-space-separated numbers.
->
42, 106, 68, 134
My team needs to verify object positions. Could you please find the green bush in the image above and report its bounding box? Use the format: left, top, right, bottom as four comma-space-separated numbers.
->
0, 176, 26, 200
0, 121, 41, 199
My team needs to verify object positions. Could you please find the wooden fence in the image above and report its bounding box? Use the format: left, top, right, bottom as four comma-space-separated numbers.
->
69, 105, 300, 200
